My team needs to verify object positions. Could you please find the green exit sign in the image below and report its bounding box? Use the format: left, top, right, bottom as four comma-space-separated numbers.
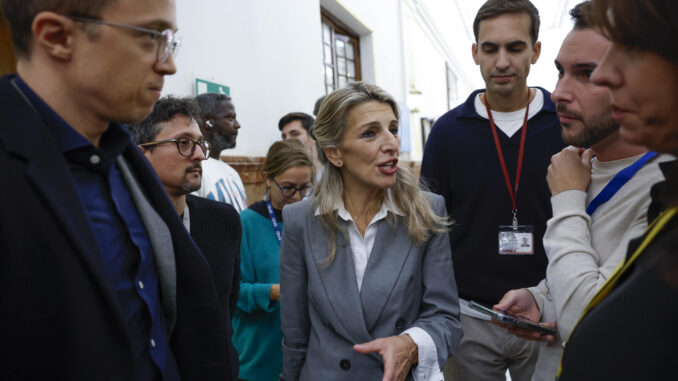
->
195, 78, 230, 96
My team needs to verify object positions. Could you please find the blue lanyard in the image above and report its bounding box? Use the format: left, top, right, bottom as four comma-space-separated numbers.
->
265, 200, 282, 245
586, 151, 657, 215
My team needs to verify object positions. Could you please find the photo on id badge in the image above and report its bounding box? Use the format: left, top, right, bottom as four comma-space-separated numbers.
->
498, 225, 533, 255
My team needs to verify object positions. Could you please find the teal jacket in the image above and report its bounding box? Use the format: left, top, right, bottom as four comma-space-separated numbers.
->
233, 202, 283, 381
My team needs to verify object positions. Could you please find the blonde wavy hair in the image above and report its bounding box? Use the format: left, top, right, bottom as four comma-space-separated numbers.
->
312, 82, 448, 265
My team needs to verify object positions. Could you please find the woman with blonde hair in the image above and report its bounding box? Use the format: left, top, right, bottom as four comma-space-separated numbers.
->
233, 139, 314, 381
279, 82, 462, 380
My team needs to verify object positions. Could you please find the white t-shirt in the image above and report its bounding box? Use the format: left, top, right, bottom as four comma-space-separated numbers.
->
474, 88, 544, 138
193, 157, 248, 212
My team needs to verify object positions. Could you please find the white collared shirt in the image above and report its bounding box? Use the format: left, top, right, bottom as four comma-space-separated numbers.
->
318, 192, 443, 381
182, 203, 191, 231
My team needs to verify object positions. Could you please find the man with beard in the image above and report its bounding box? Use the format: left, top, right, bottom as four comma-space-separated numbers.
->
493, 2, 670, 380
129, 96, 242, 380
193, 93, 247, 212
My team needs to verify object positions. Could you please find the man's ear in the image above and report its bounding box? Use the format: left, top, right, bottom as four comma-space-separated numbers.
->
323, 146, 343, 167
199, 118, 213, 140
32, 12, 75, 61
472, 43, 479, 65
531, 41, 542, 64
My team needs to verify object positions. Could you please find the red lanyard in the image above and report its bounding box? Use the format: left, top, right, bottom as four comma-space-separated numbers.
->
484, 93, 530, 220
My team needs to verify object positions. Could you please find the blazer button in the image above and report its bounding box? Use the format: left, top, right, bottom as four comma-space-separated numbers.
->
396, 318, 406, 331
340, 359, 351, 371
328, 322, 335, 332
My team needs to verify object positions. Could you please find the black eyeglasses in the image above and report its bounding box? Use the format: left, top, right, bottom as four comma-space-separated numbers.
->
271, 178, 312, 198
67, 16, 180, 62
140, 137, 210, 158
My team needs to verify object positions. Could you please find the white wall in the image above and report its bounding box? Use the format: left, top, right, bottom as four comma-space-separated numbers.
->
324, 0, 408, 103
401, 1, 449, 158
164, 0, 325, 157
162, 0, 576, 159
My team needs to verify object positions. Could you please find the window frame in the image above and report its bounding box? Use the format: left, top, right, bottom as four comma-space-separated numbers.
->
321, 9, 361, 94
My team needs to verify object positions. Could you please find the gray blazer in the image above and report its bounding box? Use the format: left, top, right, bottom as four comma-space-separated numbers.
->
279, 193, 462, 380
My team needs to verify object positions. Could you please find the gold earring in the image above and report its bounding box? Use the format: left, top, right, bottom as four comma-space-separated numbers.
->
336, 160, 342, 166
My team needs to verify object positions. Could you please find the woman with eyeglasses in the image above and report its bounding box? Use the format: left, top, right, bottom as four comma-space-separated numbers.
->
557, 0, 678, 380
232, 139, 314, 381
279, 82, 462, 381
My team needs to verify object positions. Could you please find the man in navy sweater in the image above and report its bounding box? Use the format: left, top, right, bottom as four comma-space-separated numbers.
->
420, 0, 564, 380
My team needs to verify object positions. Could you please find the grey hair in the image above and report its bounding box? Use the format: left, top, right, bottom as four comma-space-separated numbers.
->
312, 81, 448, 265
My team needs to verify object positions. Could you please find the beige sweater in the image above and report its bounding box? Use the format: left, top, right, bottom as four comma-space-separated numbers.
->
528, 153, 671, 381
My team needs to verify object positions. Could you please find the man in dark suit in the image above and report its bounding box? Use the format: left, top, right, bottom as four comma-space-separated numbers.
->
129, 96, 242, 380
0, 0, 231, 379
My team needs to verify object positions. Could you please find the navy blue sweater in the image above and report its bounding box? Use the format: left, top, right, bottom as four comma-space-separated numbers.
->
420, 88, 565, 306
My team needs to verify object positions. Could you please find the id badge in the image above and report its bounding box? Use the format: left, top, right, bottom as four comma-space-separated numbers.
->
498, 225, 534, 255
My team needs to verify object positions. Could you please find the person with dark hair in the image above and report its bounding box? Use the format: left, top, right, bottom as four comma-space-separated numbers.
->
129, 96, 243, 380
557, 0, 678, 379
493, 2, 669, 379
280, 82, 461, 381
279, 111, 321, 173
193, 92, 247, 212
568, 0, 591, 30
234, 139, 314, 381
420, 0, 565, 379
279, 112, 315, 148
472, 0, 541, 46
0, 0, 231, 379
313, 95, 326, 116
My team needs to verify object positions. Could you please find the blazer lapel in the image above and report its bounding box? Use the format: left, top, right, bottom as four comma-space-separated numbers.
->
117, 155, 177, 336
308, 217, 374, 344
359, 216, 414, 332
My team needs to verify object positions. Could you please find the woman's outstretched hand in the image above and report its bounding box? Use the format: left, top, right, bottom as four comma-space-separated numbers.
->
354, 334, 418, 381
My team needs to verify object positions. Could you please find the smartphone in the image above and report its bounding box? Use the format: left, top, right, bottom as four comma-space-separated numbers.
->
468, 301, 556, 336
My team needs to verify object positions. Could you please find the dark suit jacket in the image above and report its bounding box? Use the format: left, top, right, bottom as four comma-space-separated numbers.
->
0, 75, 230, 380
185, 194, 242, 379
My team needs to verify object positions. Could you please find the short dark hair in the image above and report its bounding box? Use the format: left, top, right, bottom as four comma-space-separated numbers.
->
570, 1, 592, 30
589, 0, 678, 63
128, 96, 201, 145
473, 0, 540, 44
313, 95, 326, 116
278, 112, 314, 132
195, 93, 232, 120
1, 0, 114, 57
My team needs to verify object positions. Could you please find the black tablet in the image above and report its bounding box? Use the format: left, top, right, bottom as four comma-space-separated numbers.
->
468, 301, 557, 336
